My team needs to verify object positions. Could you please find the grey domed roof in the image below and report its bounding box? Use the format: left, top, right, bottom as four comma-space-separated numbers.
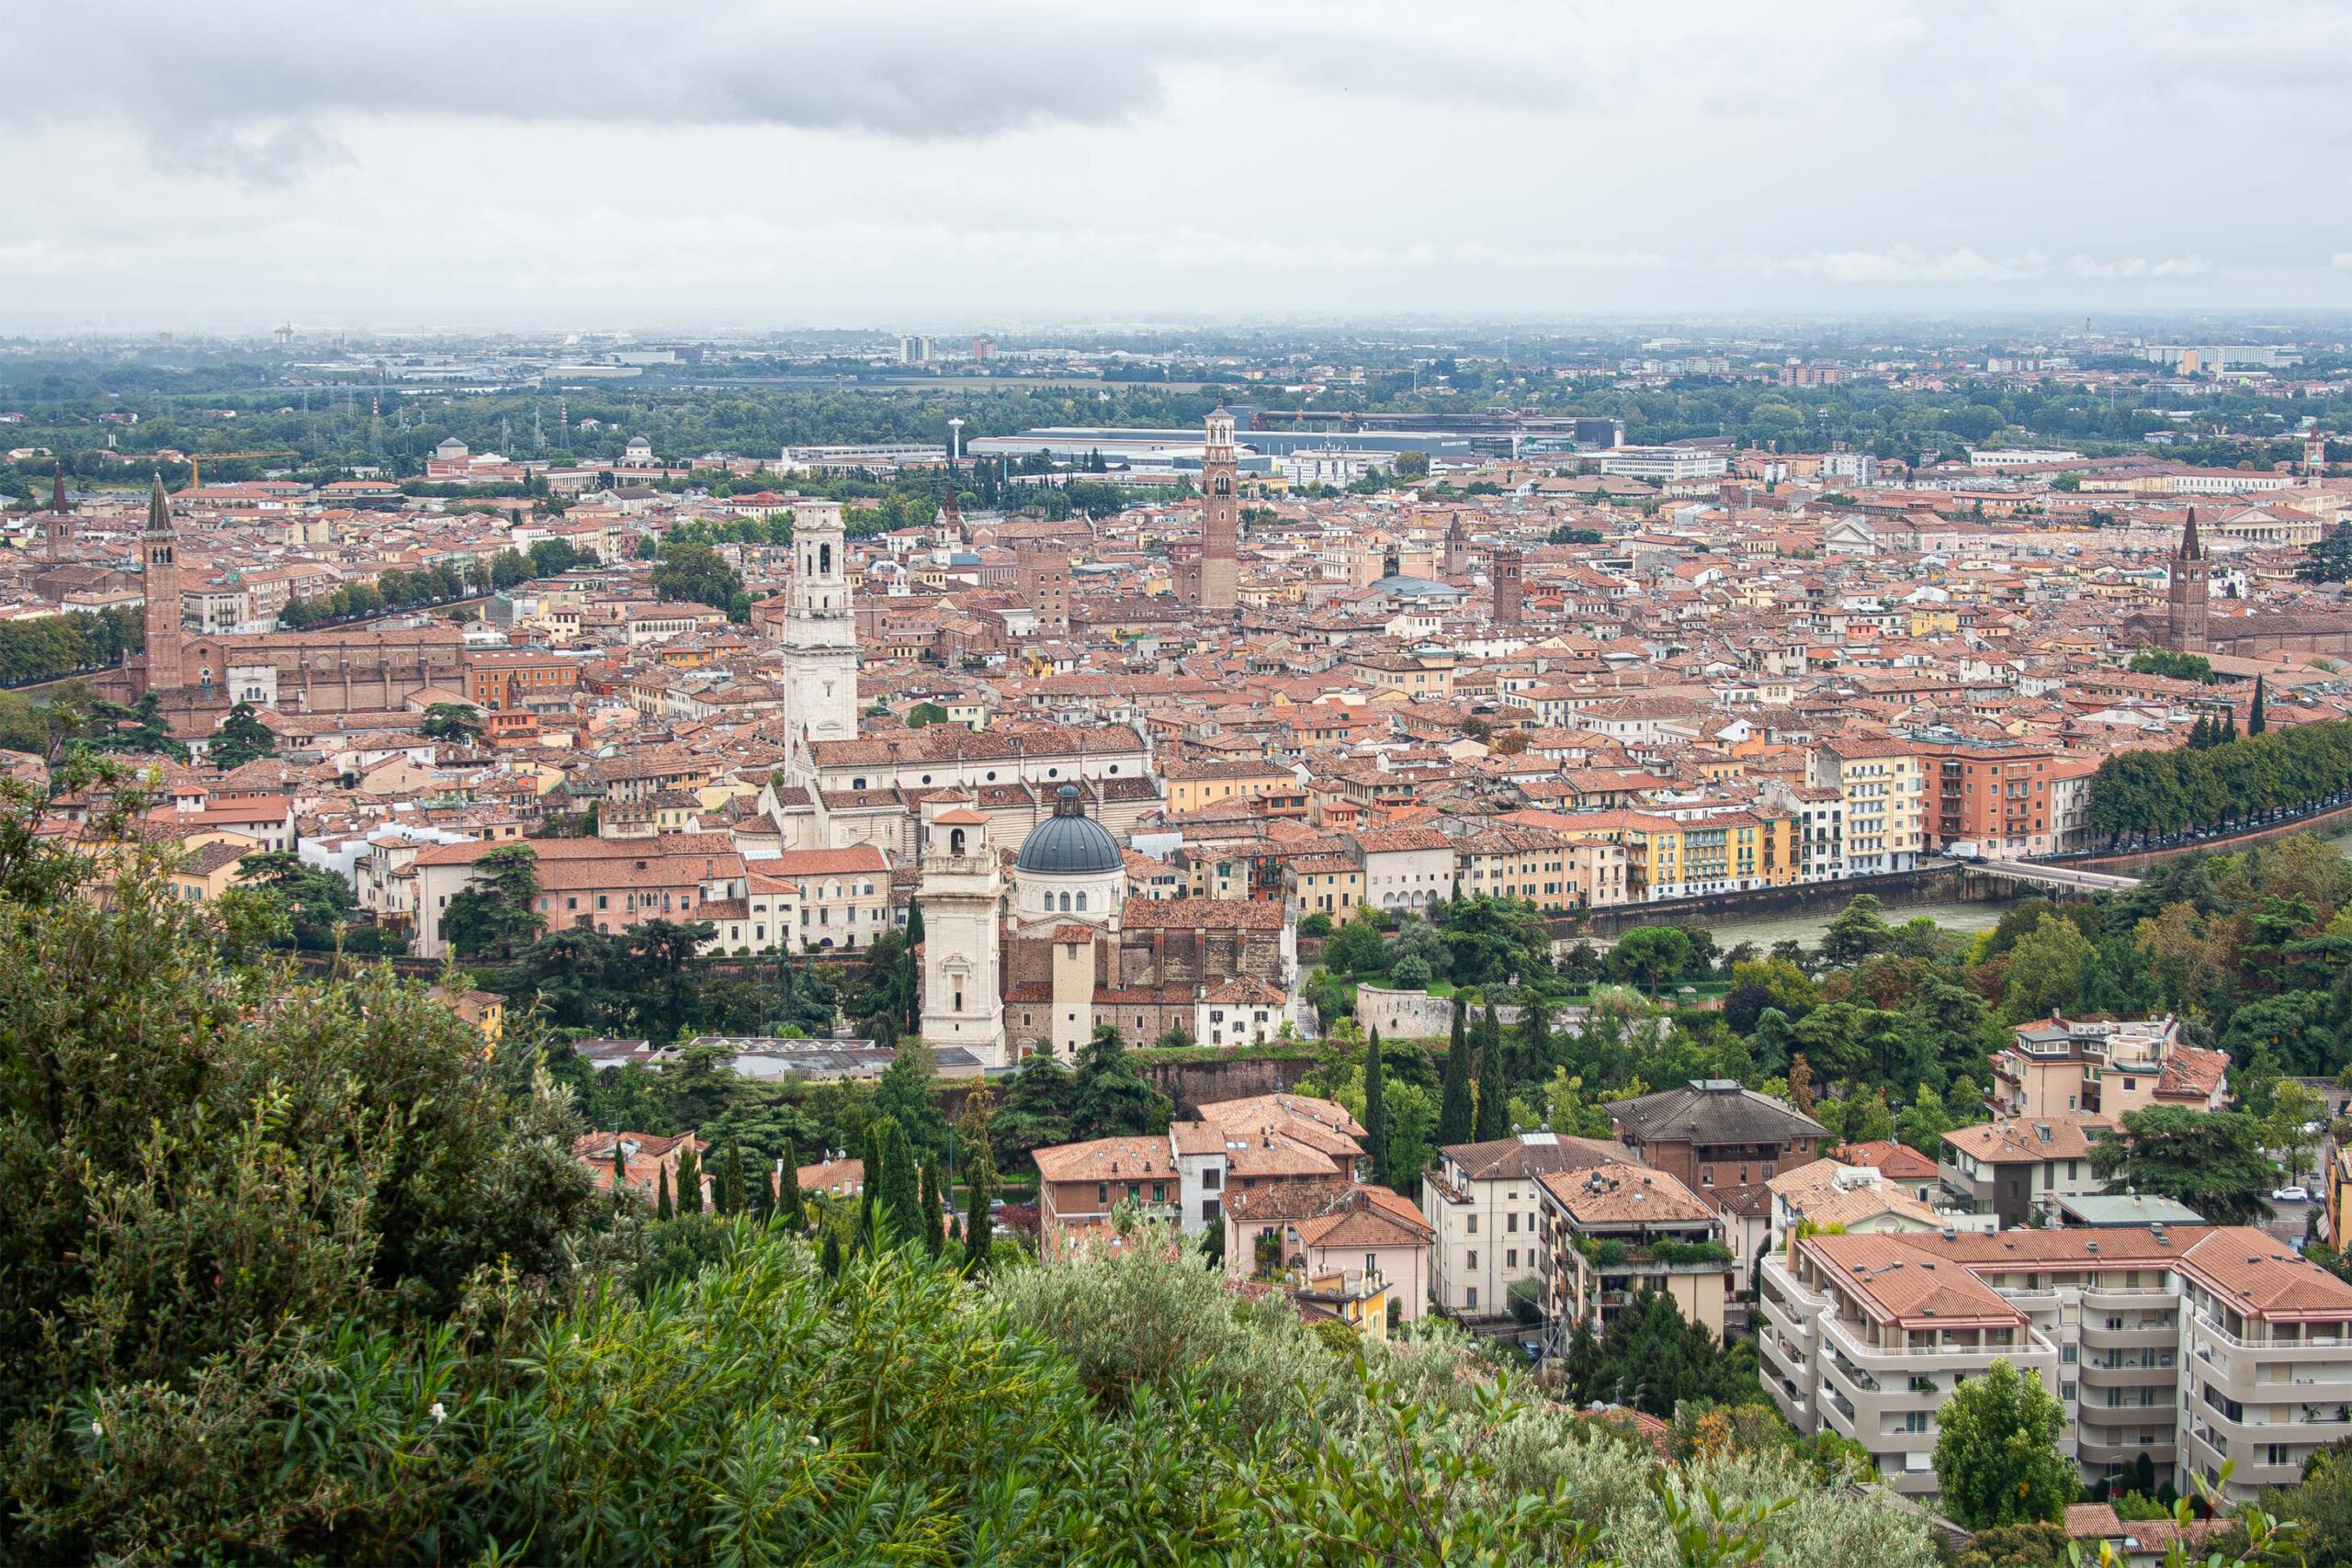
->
1017, 784, 1121, 874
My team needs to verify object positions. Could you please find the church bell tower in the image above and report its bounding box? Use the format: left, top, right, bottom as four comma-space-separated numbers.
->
917, 802, 1008, 1066
140, 472, 185, 694
781, 499, 860, 779
2166, 508, 2210, 655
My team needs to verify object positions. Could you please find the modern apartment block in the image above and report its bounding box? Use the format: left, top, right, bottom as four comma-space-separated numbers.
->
1993, 1014, 2230, 1120
1422, 1131, 1619, 1318
1758, 1224, 2352, 1506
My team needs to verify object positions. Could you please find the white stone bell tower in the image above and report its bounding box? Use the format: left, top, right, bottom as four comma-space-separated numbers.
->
781, 499, 861, 780
918, 801, 1007, 1066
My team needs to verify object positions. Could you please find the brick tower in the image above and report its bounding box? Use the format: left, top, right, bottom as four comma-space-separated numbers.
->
1493, 545, 1525, 628
2166, 508, 2209, 655
1195, 409, 1238, 615
140, 472, 184, 694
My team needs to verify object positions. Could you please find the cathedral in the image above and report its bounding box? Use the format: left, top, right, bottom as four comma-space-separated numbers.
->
763, 493, 1292, 1069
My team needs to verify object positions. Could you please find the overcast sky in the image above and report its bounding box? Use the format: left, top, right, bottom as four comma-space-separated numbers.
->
7, 0, 2351, 333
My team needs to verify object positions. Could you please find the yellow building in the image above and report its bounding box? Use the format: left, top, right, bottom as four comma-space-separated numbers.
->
1163, 759, 1296, 815
1906, 605, 1960, 637
1345, 653, 1455, 699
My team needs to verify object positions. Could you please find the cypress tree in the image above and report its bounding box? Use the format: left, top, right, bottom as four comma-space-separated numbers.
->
921, 1162, 944, 1258
775, 1139, 802, 1233
1362, 1027, 1390, 1188
721, 1135, 748, 1216
2249, 675, 2267, 736
2221, 710, 2238, 744
1474, 1004, 1510, 1142
656, 1164, 673, 1221
820, 1224, 842, 1279
675, 1142, 701, 1215
748, 1150, 773, 1221
963, 1160, 993, 1277
880, 1118, 925, 1245
858, 1122, 887, 1249
1520, 988, 1553, 1081
2188, 714, 2211, 750
903, 902, 925, 1032
1439, 998, 1475, 1145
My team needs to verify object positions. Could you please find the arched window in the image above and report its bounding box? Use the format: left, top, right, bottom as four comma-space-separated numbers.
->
820, 543, 833, 574
1058, 891, 1071, 912
1075, 892, 1088, 912
950, 828, 967, 855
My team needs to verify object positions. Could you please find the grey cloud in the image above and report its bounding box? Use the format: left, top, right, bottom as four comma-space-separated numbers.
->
15, 0, 1170, 181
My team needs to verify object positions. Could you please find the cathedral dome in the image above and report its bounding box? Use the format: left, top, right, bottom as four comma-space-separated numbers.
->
1016, 784, 1121, 875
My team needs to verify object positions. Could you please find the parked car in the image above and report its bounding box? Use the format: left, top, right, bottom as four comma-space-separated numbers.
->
2272, 1186, 2311, 1203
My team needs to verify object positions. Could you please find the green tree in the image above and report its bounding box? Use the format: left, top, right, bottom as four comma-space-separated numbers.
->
919, 1160, 944, 1258
675, 1140, 702, 1216
420, 702, 483, 743
2092, 1106, 2278, 1225
2300, 521, 2352, 583
439, 843, 544, 959
2001, 911, 2095, 1021
2249, 673, 2267, 736
208, 701, 276, 769
957, 1080, 997, 1277
1607, 925, 1691, 996
1931, 1359, 2078, 1529
1819, 896, 1893, 966
1439, 998, 1475, 1145
1363, 1028, 1390, 1187
1474, 1005, 1510, 1142
650, 540, 747, 620
773, 1138, 799, 1230
1070, 1026, 1172, 1139
1324, 919, 1387, 976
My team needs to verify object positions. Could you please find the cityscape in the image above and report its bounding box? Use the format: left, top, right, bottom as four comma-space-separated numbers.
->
10, 5, 2352, 1566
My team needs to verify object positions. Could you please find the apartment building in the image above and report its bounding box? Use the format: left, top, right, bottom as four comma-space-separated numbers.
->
1535, 1162, 1734, 1342
1758, 1224, 2352, 1505
1610, 1079, 1829, 1195
407, 830, 750, 957
1034, 1093, 1365, 1258
1916, 739, 2060, 858
1993, 1015, 2230, 1121
1807, 739, 1925, 874
1939, 1114, 2114, 1228
1422, 1131, 1619, 1318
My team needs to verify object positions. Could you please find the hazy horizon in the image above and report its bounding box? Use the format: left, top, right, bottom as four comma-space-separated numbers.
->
8, 0, 2351, 330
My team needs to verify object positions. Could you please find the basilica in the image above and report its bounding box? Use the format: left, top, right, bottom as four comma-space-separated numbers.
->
760, 499, 1296, 1069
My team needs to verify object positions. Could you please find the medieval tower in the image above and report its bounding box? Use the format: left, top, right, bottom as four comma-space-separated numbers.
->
2166, 508, 2210, 655
140, 472, 185, 694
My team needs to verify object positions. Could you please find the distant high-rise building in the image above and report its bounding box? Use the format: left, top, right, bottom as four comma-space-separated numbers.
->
970, 336, 995, 362
1194, 409, 1239, 615
1493, 546, 1525, 628
2166, 509, 2209, 655
140, 473, 185, 694
899, 335, 933, 365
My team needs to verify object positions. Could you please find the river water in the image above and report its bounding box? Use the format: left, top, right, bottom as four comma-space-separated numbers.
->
1699, 829, 2352, 952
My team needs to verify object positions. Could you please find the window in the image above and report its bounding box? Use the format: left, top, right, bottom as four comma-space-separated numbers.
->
1508, 1213, 1519, 1233
1095, 1183, 1108, 1204
1202, 1168, 1221, 1190
1466, 1250, 1477, 1269
1466, 1214, 1477, 1235
1506, 1249, 1518, 1269
1465, 1287, 1477, 1310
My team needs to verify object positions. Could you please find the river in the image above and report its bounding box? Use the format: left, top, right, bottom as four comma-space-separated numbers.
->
1700, 829, 2352, 952
1697, 897, 2008, 953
